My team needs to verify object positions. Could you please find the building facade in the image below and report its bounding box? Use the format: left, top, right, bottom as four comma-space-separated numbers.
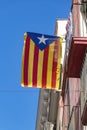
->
36, 19, 67, 130
36, 0, 87, 130
60, 0, 87, 130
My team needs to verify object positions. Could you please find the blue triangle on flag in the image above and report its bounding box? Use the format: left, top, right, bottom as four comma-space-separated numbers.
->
27, 32, 59, 51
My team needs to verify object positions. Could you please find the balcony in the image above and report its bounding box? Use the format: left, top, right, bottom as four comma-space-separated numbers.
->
81, 100, 87, 125
67, 37, 87, 78
68, 106, 80, 130
80, 55, 87, 125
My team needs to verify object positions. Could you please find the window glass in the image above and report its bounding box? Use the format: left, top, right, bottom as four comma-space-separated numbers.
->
81, 3, 87, 34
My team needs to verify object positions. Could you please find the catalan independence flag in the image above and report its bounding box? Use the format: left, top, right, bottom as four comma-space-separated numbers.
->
21, 32, 62, 90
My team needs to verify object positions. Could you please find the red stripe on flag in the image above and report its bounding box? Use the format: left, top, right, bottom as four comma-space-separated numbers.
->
32, 45, 39, 87
42, 47, 49, 88
51, 40, 59, 89
24, 35, 30, 86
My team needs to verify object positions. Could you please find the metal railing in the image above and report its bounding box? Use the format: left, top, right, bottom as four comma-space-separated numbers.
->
80, 52, 87, 115
67, 106, 81, 130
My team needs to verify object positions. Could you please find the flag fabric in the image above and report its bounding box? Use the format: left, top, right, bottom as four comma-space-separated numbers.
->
21, 32, 62, 90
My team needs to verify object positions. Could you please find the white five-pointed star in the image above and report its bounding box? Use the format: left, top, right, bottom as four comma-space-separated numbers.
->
37, 35, 48, 45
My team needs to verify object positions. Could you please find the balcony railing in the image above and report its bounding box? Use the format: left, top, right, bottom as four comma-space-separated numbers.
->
65, 12, 73, 57
67, 106, 81, 130
81, 51, 87, 112
81, 52, 87, 125
81, 100, 87, 125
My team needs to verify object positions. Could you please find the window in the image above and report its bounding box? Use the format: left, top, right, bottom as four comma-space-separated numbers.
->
80, 2, 87, 35
82, 0, 87, 3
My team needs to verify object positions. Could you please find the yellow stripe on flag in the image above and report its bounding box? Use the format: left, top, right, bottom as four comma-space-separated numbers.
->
28, 39, 34, 87
21, 33, 27, 87
37, 50, 44, 88
55, 59, 61, 90
21, 48, 25, 86
55, 38, 62, 90
46, 42, 54, 89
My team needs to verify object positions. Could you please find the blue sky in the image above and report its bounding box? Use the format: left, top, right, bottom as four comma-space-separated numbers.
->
0, 0, 71, 130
